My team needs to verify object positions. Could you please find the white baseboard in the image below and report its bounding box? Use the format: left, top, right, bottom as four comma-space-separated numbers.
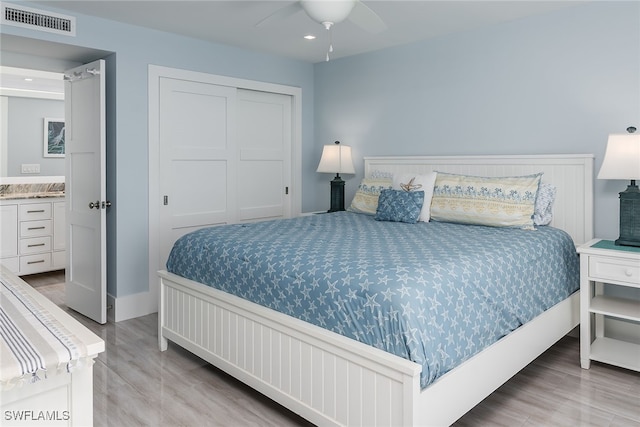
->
107, 290, 158, 323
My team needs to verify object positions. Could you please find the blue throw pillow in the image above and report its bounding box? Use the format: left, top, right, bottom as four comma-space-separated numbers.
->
375, 189, 425, 224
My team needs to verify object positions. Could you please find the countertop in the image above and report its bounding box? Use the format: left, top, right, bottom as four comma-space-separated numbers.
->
0, 192, 65, 200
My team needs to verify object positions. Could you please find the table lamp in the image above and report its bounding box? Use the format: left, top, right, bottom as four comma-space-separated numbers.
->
317, 141, 355, 212
597, 127, 640, 246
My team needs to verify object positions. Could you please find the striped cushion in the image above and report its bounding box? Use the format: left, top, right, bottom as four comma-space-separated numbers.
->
430, 172, 542, 229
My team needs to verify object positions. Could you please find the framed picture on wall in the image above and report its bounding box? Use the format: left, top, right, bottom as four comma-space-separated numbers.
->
43, 118, 65, 158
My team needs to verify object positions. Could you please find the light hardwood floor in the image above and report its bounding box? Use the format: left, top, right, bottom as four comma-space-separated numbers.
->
23, 271, 640, 427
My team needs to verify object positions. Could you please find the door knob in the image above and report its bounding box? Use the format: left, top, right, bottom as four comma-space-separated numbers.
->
89, 200, 100, 209
102, 201, 112, 209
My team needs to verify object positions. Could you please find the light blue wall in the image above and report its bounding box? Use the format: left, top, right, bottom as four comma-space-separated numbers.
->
1, 3, 315, 298
6, 97, 65, 176
2, 1, 638, 301
312, 1, 640, 240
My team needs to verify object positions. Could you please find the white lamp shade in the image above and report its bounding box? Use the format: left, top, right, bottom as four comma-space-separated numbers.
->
598, 133, 640, 180
316, 144, 355, 174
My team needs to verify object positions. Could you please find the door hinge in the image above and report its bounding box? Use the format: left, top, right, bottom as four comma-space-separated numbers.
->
164, 195, 168, 205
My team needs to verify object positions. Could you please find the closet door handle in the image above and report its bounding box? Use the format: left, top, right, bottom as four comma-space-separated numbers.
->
89, 200, 101, 209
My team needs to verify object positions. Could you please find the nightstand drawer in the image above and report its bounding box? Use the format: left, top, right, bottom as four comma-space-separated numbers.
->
589, 255, 640, 285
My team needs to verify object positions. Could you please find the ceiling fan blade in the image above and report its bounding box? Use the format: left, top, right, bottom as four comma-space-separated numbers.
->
255, 2, 303, 27
348, 1, 387, 33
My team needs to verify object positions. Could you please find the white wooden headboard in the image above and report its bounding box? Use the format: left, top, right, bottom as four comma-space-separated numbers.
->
364, 154, 594, 246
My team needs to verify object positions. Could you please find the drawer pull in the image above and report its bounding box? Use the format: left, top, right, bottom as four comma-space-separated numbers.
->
27, 209, 46, 213
27, 243, 46, 248
27, 226, 46, 230
625, 269, 633, 277
27, 259, 45, 265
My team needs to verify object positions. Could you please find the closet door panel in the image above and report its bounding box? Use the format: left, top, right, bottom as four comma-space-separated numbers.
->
237, 89, 291, 223
159, 79, 236, 264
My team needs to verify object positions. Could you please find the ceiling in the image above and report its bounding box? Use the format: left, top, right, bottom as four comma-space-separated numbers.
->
31, 1, 587, 64
1, 1, 587, 94
0, 66, 64, 98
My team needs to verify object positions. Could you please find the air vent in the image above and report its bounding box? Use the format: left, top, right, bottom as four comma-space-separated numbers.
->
1, 2, 76, 36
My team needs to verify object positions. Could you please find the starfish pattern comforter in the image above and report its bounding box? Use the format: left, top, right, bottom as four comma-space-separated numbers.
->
166, 211, 579, 389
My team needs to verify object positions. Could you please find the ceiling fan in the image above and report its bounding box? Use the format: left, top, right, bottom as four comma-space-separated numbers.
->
256, 0, 387, 61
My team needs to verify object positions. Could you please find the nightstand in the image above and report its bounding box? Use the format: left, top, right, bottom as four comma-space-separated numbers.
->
577, 239, 640, 371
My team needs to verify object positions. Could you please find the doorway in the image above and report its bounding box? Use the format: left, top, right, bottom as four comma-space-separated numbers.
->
0, 35, 113, 323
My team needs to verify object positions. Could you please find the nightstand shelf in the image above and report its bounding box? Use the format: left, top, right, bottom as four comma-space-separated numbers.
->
590, 295, 640, 321
577, 239, 640, 372
590, 337, 640, 372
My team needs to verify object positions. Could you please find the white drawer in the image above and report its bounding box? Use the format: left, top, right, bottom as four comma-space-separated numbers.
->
20, 220, 52, 238
19, 203, 52, 221
20, 236, 52, 255
20, 252, 52, 274
589, 255, 640, 285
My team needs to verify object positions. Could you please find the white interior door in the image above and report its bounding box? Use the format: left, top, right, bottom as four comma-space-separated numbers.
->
64, 59, 106, 324
237, 89, 292, 222
159, 78, 237, 266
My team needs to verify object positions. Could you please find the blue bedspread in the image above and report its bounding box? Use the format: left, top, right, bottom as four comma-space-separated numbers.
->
166, 211, 579, 389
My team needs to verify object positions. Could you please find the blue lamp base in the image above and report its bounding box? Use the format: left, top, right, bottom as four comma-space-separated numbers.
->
615, 180, 640, 247
328, 174, 346, 212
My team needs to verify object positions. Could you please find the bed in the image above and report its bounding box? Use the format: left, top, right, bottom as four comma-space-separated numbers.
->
158, 154, 594, 426
0, 265, 104, 427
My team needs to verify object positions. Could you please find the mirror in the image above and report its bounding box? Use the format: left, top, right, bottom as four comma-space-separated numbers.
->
0, 66, 65, 177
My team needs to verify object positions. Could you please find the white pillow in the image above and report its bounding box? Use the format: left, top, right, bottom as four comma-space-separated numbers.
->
392, 172, 437, 222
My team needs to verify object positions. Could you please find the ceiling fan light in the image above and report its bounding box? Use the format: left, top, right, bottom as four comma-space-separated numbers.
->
300, 0, 356, 25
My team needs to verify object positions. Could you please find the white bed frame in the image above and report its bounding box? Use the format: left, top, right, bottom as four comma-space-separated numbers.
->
158, 154, 594, 426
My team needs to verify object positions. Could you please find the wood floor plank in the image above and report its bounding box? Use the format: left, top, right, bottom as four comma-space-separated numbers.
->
25, 274, 640, 426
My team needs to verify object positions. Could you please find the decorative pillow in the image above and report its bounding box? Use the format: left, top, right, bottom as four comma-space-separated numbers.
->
392, 172, 437, 222
375, 189, 425, 224
430, 172, 542, 229
534, 183, 556, 226
347, 177, 393, 215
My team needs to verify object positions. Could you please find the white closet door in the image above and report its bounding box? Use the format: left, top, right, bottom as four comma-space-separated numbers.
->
159, 78, 237, 263
236, 89, 291, 222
